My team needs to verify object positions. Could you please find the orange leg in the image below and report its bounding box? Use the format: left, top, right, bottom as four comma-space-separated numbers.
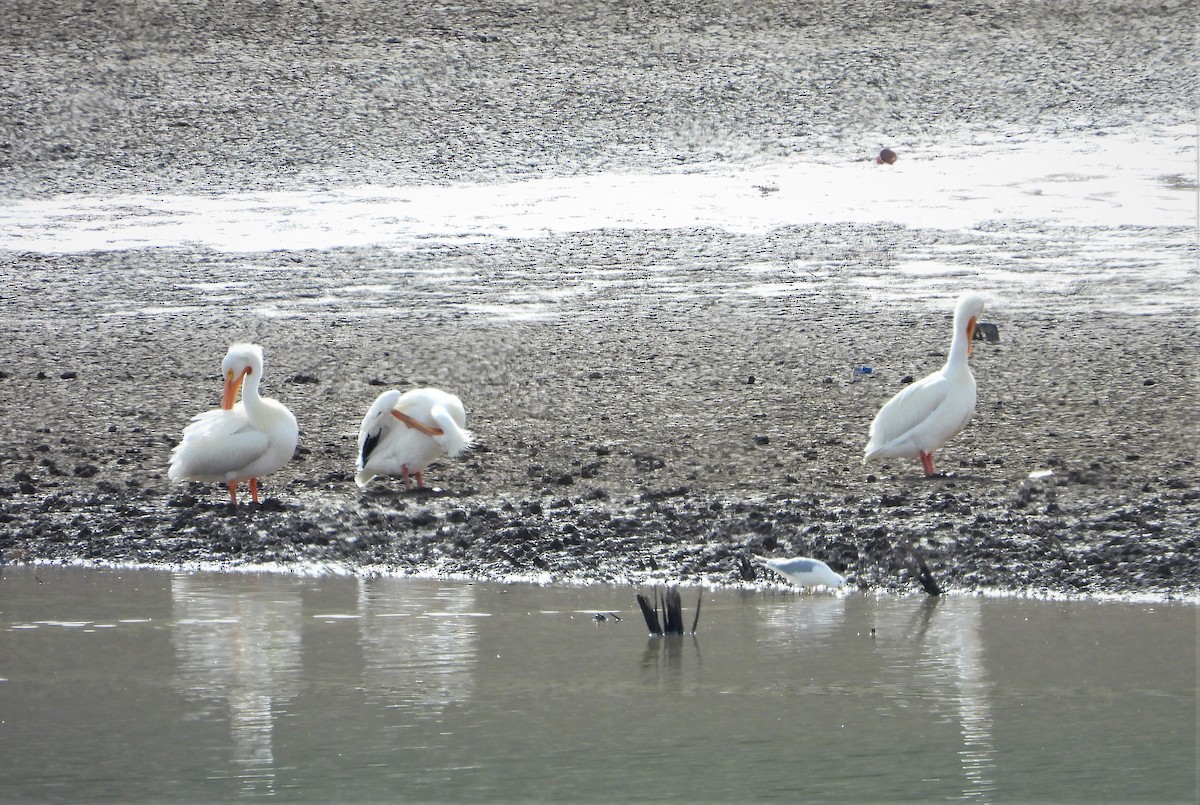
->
227, 480, 239, 505
250, 478, 260, 504
919, 451, 936, 477
400, 467, 426, 490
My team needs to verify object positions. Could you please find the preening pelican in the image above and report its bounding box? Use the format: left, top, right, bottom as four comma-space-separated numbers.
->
168, 343, 299, 505
355, 388, 473, 489
864, 292, 987, 476
754, 556, 847, 590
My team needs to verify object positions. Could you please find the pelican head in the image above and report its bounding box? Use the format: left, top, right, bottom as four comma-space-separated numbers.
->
955, 293, 987, 357
221, 343, 264, 410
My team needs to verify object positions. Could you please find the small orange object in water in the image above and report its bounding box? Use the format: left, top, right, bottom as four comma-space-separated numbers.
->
876, 148, 898, 165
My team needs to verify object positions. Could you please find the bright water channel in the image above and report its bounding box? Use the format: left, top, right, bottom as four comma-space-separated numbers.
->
0, 566, 1195, 802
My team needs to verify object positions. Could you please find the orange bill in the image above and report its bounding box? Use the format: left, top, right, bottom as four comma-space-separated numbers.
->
222, 367, 250, 410
391, 409, 445, 437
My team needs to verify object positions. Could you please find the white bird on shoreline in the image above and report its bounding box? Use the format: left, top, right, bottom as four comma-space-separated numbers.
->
168, 343, 299, 505
355, 388, 473, 489
754, 556, 847, 590
864, 292, 987, 477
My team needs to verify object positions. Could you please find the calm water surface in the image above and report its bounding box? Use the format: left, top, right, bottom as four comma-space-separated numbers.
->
0, 567, 1195, 802
0, 129, 1193, 321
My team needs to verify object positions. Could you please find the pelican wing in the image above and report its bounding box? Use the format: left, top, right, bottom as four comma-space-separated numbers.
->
169, 407, 271, 481
864, 373, 952, 458
179, 406, 242, 440
357, 389, 403, 469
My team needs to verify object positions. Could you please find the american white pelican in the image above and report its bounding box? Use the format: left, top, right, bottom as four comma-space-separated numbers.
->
754, 556, 847, 590
168, 343, 299, 505
864, 292, 987, 476
355, 388, 473, 489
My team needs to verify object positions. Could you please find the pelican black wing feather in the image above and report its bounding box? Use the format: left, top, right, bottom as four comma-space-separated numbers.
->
361, 429, 382, 465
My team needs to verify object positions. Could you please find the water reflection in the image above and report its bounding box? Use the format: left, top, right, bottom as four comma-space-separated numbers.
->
2, 569, 1194, 802
876, 597, 996, 801
757, 594, 996, 799
171, 574, 484, 791
758, 593, 848, 646
171, 574, 304, 797
355, 578, 480, 719
640, 635, 702, 693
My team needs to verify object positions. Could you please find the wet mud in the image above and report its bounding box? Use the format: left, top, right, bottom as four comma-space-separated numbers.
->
0, 1, 1196, 597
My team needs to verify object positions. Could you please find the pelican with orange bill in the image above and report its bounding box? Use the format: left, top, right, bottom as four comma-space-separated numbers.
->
168, 343, 299, 505
864, 292, 988, 477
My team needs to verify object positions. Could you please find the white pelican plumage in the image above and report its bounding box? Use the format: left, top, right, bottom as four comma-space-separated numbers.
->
864, 292, 987, 476
754, 556, 847, 590
355, 388, 473, 489
168, 343, 299, 505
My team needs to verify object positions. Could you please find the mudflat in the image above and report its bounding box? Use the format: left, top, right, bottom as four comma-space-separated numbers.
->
1, 0, 1196, 597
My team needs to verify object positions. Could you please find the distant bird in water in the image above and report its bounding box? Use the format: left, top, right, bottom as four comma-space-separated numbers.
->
169, 343, 299, 505
876, 148, 898, 165
754, 556, 847, 590
863, 292, 987, 476
355, 388, 473, 489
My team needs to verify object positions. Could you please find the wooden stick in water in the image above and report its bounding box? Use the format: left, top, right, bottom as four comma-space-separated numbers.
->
636, 593, 661, 635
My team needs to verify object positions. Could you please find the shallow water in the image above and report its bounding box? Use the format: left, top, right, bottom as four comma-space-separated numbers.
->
1, 129, 1192, 253
1, 566, 1195, 802
1, 128, 1194, 321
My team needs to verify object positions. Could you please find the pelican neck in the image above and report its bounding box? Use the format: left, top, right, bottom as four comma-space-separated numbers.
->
944, 314, 973, 374
239, 369, 263, 407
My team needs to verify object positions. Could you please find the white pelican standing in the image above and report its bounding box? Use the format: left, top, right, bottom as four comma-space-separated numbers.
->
864, 292, 987, 477
754, 556, 847, 590
355, 388, 473, 489
168, 343, 299, 505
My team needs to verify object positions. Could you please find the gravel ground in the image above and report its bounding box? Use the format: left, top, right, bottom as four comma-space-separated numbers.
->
0, 0, 1196, 598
